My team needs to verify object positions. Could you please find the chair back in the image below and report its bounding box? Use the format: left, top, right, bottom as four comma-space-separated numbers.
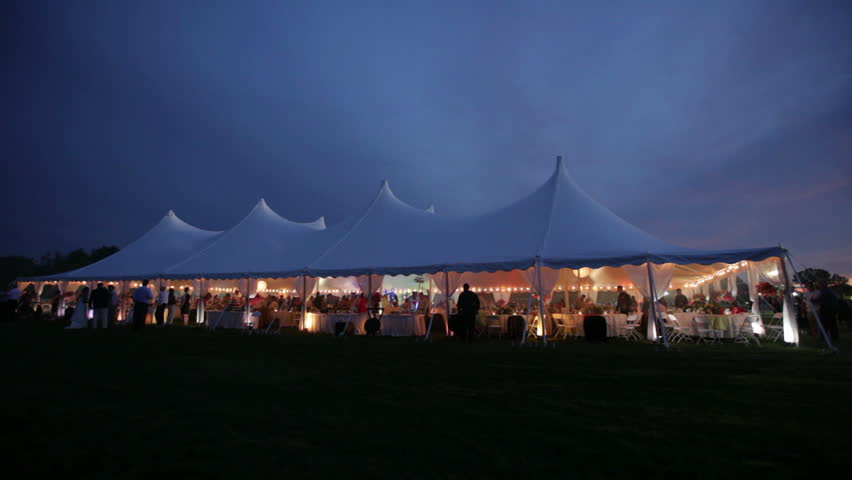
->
693, 315, 709, 329
667, 314, 678, 323
625, 313, 639, 324
486, 315, 502, 327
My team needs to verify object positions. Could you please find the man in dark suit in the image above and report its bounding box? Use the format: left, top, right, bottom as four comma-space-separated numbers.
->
616, 286, 631, 314
456, 283, 480, 344
674, 289, 689, 309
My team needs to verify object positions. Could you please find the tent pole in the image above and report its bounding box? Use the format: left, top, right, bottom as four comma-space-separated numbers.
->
422, 274, 434, 341
646, 261, 669, 349
535, 258, 548, 345
784, 252, 833, 350
521, 269, 534, 346
445, 271, 451, 337
244, 277, 251, 327
301, 275, 308, 330
57, 280, 66, 317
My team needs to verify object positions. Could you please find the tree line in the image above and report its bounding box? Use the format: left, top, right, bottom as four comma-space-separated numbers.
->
0, 246, 119, 286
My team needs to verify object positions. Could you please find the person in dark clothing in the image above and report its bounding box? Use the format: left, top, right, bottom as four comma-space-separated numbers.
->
91, 282, 111, 328
616, 286, 631, 314
166, 288, 177, 325
180, 287, 192, 325
674, 289, 689, 309
456, 283, 480, 344
810, 281, 840, 341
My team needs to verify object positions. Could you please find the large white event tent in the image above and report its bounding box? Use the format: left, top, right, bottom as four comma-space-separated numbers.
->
24, 158, 800, 343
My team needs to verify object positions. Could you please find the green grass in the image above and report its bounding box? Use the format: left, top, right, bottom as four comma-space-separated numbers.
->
2, 321, 850, 479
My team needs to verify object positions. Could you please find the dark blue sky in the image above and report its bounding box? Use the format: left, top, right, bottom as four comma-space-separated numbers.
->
3, 0, 851, 274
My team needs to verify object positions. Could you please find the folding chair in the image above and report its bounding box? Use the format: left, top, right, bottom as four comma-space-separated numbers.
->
525, 314, 540, 341
764, 312, 784, 342
485, 315, 503, 338
475, 314, 488, 337
552, 314, 570, 340
666, 314, 692, 343
733, 314, 762, 346
693, 315, 720, 344
618, 314, 643, 341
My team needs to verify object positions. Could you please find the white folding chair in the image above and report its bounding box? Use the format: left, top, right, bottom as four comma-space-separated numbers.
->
733, 314, 762, 346
764, 312, 784, 342
526, 315, 540, 340
693, 315, 720, 344
666, 314, 693, 343
618, 314, 643, 341
552, 315, 570, 340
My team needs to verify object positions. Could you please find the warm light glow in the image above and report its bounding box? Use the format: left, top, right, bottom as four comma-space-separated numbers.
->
256, 280, 268, 292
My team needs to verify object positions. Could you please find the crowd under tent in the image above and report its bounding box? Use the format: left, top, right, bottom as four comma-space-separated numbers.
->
21, 157, 807, 345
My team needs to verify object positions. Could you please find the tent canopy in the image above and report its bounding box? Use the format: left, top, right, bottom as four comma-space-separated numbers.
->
165, 198, 325, 279
28, 210, 222, 281
306, 158, 783, 278
28, 158, 784, 282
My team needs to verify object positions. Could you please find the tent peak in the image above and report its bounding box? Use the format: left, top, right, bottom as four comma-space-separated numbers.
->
309, 216, 327, 230
257, 198, 268, 208
166, 209, 176, 217
426, 204, 436, 214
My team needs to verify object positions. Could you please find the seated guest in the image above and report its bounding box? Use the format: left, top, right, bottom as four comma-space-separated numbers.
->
730, 302, 746, 314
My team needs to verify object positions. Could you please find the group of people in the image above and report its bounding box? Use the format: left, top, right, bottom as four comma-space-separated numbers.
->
65, 282, 120, 329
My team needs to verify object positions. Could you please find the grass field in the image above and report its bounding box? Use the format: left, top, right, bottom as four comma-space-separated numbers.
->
2, 320, 850, 478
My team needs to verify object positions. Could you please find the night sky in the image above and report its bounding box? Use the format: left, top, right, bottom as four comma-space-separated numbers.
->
3, 1, 851, 274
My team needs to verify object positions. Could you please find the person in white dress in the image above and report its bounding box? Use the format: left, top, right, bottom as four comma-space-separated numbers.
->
66, 287, 90, 329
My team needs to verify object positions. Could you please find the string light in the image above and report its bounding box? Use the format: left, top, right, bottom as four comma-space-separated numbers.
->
684, 261, 749, 288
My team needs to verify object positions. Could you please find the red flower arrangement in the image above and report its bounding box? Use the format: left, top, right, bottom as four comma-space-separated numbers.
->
755, 282, 777, 296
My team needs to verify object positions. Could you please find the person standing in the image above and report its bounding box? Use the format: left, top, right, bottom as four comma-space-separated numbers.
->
66, 287, 90, 329
810, 281, 840, 342
180, 287, 192, 325
166, 287, 177, 325
132, 280, 153, 331
91, 282, 110, 329
674, 289, 689, 310
5, 282, 21, 322
108, 285, 118, 326
616, 286, 631, 315
155, 285, 168, 326
456, 283, 480, 344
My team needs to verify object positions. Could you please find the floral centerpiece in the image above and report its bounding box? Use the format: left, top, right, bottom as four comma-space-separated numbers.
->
756, 282, 778, 297
499, 302, 518, 315
703, 302, 724, 314
582, 304, 605, 315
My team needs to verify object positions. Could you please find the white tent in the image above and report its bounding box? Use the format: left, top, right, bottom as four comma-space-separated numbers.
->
26, 158, 803, 344
32, 210, 222, 281
306, 158, 783, 277
165, 198, 326, 279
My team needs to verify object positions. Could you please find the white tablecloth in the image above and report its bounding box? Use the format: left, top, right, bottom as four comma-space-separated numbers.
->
205, 311, 245, 329
555, 313, 628, 337
310, 313, 425, 336
381, 314, 426, 336
308, 313, 364, 334
669, 312, 750, 338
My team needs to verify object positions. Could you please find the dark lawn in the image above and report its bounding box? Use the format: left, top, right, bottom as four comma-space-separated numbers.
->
1, 320, 850, 479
